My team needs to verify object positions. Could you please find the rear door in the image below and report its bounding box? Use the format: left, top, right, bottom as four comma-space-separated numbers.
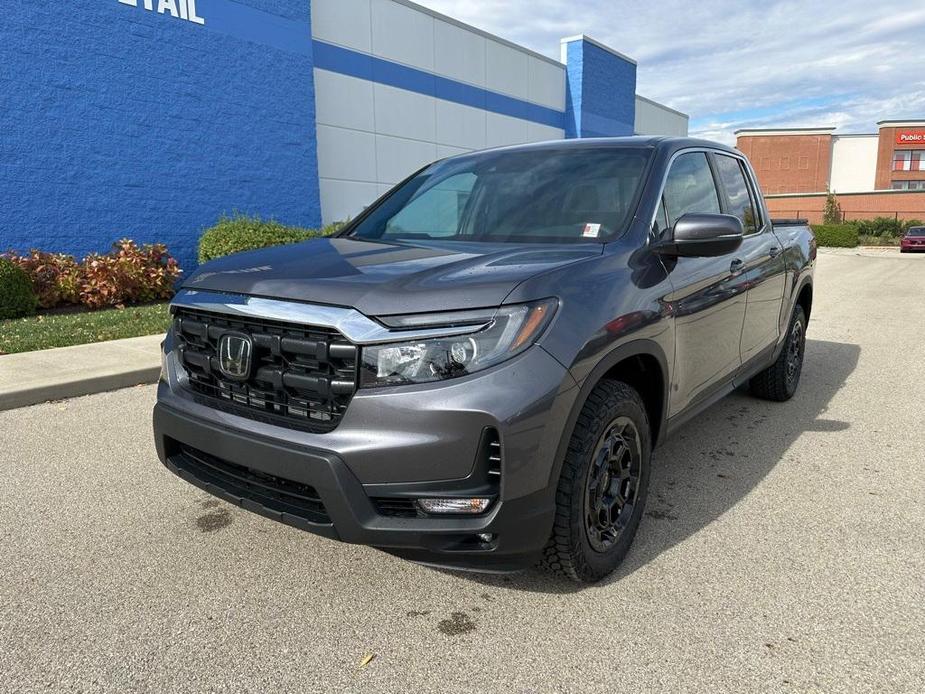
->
656, 151, 747, 417
711, 153, 786, 364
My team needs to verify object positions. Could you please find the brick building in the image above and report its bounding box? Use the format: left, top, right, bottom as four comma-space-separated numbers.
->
735, 120, 925, 223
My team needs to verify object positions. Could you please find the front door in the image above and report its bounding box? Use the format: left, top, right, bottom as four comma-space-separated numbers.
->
711, 153, 786, 364
656, 152, 747, 417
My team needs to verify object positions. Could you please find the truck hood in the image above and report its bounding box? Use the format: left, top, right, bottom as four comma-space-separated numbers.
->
182, 237, 603, 316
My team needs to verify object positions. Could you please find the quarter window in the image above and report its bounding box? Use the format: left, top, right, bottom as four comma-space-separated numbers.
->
714, 154, 760, 234
662, 153, 721, 229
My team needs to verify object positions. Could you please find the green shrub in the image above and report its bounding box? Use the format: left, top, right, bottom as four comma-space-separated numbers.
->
850, 217, 923, 238
812, 224, 858, 248
0, 257, 39, 319
319, 220, 348, 236
198, 214, 336, 263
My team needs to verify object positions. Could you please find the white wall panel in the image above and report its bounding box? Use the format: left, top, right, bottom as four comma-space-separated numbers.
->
486, 40, 530, 101
371, 0, 434, 71
435, 100, 487, 150
436, 144, 472, 159
375, 134, 437, 184
316, 125, 377, 183
527, 122, 565, 143
312, 0, 573, 223
634, 96, 688, 136
434, 19, 486, 87
486, 112, 529, 148
373, 83, 436, 142
830, 135, 878, 193
319, 179, 379, 223
528, 59, 566, 111
311, 0, 371, 52
313, 70, 375, 132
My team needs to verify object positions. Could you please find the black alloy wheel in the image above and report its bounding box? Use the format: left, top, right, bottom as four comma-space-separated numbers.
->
585, 417, 642, 553
543, 380, 651, 583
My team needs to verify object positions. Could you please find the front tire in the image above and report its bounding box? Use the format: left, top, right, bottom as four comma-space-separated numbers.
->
749, 305, 807, 401
543, 380, 651, 583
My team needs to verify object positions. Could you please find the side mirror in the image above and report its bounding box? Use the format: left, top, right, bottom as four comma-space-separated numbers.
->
653, 213, 744, 258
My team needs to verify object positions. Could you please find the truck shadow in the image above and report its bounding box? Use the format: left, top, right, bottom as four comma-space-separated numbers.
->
457, 337, 860, 594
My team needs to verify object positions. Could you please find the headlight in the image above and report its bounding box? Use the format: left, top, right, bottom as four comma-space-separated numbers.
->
359, 298, 557, 388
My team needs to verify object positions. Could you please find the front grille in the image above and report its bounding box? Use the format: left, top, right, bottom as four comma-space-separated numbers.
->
173, 307, 358, 432
175, 445, 331, 524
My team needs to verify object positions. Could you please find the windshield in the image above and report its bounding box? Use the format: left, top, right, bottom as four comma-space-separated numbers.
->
346, 147, 651, 244
907, 227, 925, 237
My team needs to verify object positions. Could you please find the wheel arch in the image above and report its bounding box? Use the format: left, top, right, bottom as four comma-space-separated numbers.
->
548, 339, 670, 489
796, 280, 813, 322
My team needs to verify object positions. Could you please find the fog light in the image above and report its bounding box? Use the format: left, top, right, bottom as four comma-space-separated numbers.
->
417, 497, 492, 514
477, 533, 495, 543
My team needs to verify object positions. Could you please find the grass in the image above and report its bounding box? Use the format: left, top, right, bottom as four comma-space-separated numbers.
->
0, 302, 170, 355
858, 235, 901, 246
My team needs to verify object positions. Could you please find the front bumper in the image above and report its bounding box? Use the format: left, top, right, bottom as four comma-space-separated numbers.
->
154, 340, 580, 572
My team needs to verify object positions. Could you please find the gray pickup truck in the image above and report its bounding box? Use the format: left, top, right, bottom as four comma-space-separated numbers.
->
154, 137, 816, 582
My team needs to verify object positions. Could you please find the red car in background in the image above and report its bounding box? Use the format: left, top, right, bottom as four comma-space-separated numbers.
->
901, 226, 925, 252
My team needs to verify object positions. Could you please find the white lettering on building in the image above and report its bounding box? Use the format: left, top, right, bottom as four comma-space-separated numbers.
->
118, 0, 205, 25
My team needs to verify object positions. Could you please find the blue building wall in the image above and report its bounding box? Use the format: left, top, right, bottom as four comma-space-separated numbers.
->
564, 37, 637, 138
0, 0, 321, 272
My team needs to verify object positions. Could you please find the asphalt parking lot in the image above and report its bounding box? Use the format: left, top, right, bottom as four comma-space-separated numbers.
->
2, 250, 923, 693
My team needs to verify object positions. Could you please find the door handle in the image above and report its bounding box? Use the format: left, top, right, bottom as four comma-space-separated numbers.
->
730, 258, 744, 273
769, 246, 781, 258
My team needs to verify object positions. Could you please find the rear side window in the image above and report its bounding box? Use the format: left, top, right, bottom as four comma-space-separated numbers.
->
662, 153, 721, 228
714, 154, 760, 234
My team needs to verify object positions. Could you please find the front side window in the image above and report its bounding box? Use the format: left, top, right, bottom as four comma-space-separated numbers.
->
662, 152, 721, 228
714, 154, 760, 234
347, 148, 651, 244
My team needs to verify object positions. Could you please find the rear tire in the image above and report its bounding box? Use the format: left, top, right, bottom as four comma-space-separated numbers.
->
542, 380, 651, 583
749, 305, 807, 402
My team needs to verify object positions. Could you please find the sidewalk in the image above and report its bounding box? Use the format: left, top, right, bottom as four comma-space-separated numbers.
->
0, 334, 162, 411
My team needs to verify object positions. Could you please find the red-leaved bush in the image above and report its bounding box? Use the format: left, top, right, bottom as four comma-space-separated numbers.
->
5, 250, 81, 309
5, 240, 181, 310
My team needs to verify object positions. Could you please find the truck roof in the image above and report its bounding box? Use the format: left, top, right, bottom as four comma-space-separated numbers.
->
465, 135, 741, 158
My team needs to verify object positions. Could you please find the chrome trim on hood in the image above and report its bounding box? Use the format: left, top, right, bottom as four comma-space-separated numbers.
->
170, 289, 493, 345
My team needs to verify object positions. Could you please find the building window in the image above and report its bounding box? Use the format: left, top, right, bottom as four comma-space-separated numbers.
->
893, 150, 925, 171
891, 180, 925, 190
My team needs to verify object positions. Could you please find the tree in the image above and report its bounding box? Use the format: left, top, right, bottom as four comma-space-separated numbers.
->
823, 190, 842, 225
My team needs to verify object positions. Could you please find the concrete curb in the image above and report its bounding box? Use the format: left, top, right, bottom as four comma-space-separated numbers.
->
0, 334, 163, 411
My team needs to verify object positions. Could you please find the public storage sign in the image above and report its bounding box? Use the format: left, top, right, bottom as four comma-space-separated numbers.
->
117, 0, 205, 25
896, 130, 925, 145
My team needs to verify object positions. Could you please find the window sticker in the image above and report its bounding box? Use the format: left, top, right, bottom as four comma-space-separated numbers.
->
582, 223, 602, 238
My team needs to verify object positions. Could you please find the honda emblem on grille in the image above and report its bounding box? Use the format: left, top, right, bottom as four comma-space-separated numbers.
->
218, 332, 252, 380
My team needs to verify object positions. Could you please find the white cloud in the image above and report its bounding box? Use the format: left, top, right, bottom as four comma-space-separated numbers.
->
417, 0, 925, 143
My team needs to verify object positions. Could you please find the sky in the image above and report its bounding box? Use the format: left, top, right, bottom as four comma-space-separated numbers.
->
419, 0, 925, 144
